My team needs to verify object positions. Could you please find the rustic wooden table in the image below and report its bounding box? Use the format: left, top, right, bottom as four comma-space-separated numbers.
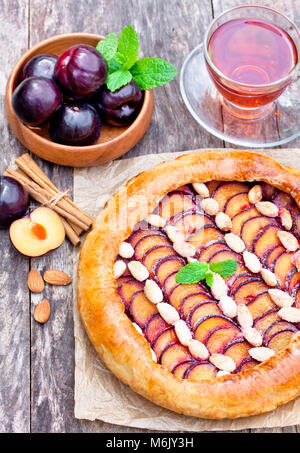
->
1, 0, 299, 433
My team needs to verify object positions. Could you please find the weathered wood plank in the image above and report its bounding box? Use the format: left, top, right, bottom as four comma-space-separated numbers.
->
0, 0, 30, 433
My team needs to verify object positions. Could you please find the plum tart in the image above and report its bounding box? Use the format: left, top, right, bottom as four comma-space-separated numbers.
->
78, 151, 300, 419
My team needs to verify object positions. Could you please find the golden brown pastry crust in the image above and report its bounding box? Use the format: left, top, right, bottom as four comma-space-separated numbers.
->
78, 150, 300, 419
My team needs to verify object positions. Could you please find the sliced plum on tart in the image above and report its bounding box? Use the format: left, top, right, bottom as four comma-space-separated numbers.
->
115, 180, 300, 380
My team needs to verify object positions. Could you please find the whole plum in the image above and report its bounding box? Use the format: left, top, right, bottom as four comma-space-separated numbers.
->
21, 54, 58, 81
0, 176, 29, 229
93, 81, 143, 126
12, 76, 63, 126
49, 102, 101, 146
54, 44, 107, 98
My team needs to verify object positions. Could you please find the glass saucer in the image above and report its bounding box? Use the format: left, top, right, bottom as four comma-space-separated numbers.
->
180, 43, 300, 148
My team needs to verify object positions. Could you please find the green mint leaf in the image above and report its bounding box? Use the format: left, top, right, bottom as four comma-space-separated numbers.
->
176, 262, 208, 285
96, 33, 118, 63
209, 259, 238, 278
106, 69, 132, 92
117, 24, 139, 70
108, 58, 122, 74
205, 270, 214, 288
130, 58, 178, 90
114, 51, 127, 67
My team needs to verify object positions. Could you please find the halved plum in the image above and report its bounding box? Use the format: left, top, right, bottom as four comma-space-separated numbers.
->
231, 206, 259, 235
129, 290, 157, 328
235, 357, 257, 373
160, 343, 193, 371
186, 301, 221, 330
129, 229, 166, 248
118, 279, 144, 310
253, 224, 282, 258
261, 245, 285, 271
173, 360, 195, 378
227, 272, 253, 293
193, 315, 237, 341
187, 226, 224, 249
205, 326, 240, 354
195, 240, 227, 261
158, 192, 195, 220
180, 293, 214, 319
223, 338, 251, 368
134, 234, 170, 259
153, 256, 185, 286
212, 182, 249, 210
246, 291, 275, 319
241, 216, 277, 251
265, 329, 295, 351
232, 279, 268, 305
142, 246, 176, 274
253, 308, 279, 334
207, 181, 222, 197
287, 269, 300, 296
262, 183, 278, 201
168, 283, 207, 311
145, 314, 168, 345
272, 191, 294, 210
184, 362, 216, 380
273, 251, 294, 290
152, 327, 178, 361
224, 192, 252, 218
168, 210, 212, 236
263, 319, 297, 344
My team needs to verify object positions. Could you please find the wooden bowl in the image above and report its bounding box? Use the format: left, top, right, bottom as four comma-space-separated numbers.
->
5, 33, 154, 167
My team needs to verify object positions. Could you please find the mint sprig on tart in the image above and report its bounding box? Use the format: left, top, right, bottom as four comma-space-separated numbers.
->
176, 259, 238, 287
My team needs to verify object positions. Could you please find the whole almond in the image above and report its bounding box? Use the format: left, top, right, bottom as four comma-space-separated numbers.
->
145, 214, 166, 228
114, 260, 127, 279
165, 225, 185, 243
209, 353, 236, 372
187, 339, 209, 360
215, 212, 232, 231
44, 269, 72, 286
277, 231, 299, 252
237, 304, 253, 328
219, 295, 237, 318
211, 273, 228, 300
255, 201, 279, 217
174, 320, 192, 346
268, 289, 294, 308
243, 250, 262, 273
261, 268, 277, 287
151, 349, 157, 362
248, 185, 262, 204
132, 322, 143, 335
278, 307, 300, 323
279, 208, 293, 231
224, 233, 245, 253
243, 327, 263, 346
27, 269, 44, 293
157, 302, 180, 325
249, 347, 275, 362
192, 182, 209, 198
216, 370, 231, 377
128, 261, 149, 281
33, 299, 50, 324
173, 241, 196, 258
118, 241, 134, 259
201, 198, 220, 216
144, 279, 164, 304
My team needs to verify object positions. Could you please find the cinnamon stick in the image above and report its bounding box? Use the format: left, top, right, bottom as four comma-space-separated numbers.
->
59, 216, 81, 247
15, 154, 94, 224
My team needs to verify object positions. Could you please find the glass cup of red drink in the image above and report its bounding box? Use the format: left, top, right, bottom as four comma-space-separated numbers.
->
203, 5, 300, 119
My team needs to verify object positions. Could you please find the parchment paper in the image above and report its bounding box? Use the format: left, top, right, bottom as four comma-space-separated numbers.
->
73, 148, 300, 431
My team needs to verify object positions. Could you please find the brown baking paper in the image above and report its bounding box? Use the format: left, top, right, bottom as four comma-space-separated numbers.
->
73, 148, 300, 430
